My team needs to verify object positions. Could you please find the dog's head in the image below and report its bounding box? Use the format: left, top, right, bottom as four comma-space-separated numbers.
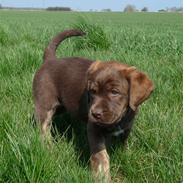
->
87, 61, 154, 126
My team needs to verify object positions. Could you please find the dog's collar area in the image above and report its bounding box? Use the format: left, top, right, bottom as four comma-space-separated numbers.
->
110, 126, 124, 136
101, 107, 135, 137
102, 121, 125, 137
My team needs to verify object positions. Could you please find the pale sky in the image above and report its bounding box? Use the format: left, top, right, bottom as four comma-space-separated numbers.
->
1, 0, 183, 11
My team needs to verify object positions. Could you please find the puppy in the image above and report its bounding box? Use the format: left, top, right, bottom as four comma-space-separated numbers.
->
33, 30, 154, 183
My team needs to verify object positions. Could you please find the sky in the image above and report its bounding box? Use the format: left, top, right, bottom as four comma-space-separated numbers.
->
1, 0, 183, 12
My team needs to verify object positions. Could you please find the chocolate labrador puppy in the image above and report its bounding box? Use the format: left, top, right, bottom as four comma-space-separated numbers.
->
33, 30, 154, 182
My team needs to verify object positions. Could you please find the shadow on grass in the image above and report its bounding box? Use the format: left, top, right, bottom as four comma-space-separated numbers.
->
31, 112, 126, 167
52, 114, 128, 158
51, 113, 90, 167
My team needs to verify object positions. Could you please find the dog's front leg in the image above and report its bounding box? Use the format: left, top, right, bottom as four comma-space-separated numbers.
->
90, 149, 110, 183
87, 122, 111, 183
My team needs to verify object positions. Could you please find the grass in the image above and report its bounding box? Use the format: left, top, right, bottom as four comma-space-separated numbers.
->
0, 11, 183, 183
72, 16, 111, 50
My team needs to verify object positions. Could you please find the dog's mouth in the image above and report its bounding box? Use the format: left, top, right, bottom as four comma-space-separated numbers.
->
93, 116, 122, 129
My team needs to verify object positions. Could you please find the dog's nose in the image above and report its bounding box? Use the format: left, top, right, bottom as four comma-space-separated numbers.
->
91, 109, 102, 120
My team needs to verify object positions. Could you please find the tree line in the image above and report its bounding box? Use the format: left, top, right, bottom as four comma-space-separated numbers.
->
0, 4, 183, 12
123, 4, 183, 12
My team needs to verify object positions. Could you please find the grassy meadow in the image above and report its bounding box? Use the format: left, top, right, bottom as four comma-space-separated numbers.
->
0, 11, 183, 182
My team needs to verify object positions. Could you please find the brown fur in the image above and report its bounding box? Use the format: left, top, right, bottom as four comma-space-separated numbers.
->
33, 29, 154, 182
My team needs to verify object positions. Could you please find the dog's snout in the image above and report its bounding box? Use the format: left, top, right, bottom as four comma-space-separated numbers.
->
91, 109, 103, 120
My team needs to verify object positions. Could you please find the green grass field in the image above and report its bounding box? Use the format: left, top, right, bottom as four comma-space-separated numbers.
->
0, 11, 183, 183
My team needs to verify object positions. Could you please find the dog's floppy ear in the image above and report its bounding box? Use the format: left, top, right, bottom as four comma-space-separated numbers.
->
87, 61, 102, 76
124, 67, 154, 111
86, 61, 102, 90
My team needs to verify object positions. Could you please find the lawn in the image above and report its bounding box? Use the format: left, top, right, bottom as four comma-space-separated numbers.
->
0, 11, 183, 183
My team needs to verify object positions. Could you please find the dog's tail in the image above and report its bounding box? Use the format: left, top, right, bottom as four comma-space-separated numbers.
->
43, 29, 85, 62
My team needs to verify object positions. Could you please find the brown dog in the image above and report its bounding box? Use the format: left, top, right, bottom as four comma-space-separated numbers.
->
33, 30, 154, 182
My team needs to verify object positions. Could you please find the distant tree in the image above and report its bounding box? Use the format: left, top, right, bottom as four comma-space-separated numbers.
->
177, 7, 183, 12
123, 4, 136, 12
168, 7, 177, 12
106, 9, 111, 12
141, 7, 148, 12
0, 4, 2, 9
158, 9, 166, 12
167, 7, 183, 12
102, 9, 111, 12
46, 7, 72, 11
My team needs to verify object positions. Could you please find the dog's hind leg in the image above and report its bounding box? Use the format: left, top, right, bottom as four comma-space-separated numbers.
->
34, 102, 58, 141
33, 73, 60, 140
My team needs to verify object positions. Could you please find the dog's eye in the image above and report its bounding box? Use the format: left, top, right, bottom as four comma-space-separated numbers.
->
111, 89, 120, 96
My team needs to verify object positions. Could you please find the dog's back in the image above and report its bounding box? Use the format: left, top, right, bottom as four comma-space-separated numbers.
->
33, 30, 94, 127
